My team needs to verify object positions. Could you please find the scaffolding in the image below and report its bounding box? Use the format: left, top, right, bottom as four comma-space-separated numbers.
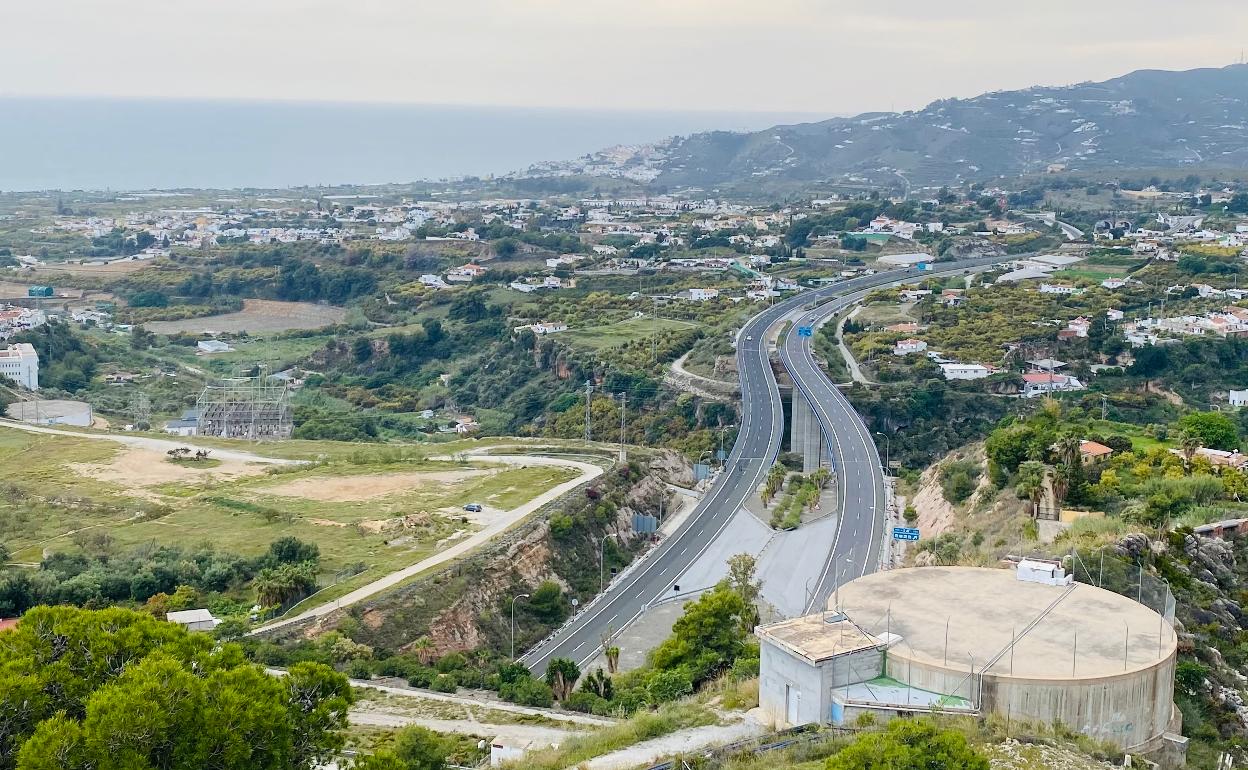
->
196, 368, 292, 440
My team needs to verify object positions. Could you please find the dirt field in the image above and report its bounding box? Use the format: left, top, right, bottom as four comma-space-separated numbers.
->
263, 468, 491, 502
145, 299, 347, 334
69, 446, 270, 494
23, 259, 155, 278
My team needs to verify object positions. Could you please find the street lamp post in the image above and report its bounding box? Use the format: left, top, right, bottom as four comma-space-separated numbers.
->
718, 426, 735, 467
874, 432, 891, 474
510, 593, 529, 659
598, 534, 613, 593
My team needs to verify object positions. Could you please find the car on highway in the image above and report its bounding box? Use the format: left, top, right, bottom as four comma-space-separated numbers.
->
746, 335, 753, 341
463, 503, 483, 512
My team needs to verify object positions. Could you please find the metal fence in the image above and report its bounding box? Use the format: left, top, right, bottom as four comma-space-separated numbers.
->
1068, 547, 1176, 624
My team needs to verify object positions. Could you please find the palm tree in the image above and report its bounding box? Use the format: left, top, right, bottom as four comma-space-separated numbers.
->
1178, 428, 1202, 474
410, 636, 435, 665
1054, 433, 1082, 470
1015, 461, 1048, 519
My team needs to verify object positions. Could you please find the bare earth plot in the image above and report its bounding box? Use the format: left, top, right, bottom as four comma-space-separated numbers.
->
145, 299, 346, 334
0, 424, 589, 609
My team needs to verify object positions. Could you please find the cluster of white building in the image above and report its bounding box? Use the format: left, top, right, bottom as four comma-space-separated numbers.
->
1124, 306, 1248, 346
0, 306, 46, 339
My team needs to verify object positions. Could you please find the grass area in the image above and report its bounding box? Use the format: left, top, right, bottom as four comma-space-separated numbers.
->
561, 316, 698, 352
0, 427, 582, 604
351, 688, 573, 729
519, 701, 718, 770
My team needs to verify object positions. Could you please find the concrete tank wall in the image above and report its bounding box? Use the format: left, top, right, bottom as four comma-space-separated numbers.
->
885, 651, 1176, 749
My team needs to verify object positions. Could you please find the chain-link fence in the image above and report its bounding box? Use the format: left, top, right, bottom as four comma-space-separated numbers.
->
1068, 547, 1176, 624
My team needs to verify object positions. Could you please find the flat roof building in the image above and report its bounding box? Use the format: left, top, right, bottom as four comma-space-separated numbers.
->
758, 565, 1180, 756
0, 343, 38, 390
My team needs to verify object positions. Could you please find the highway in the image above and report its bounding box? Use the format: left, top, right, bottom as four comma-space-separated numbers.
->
523, 257, 1002, 675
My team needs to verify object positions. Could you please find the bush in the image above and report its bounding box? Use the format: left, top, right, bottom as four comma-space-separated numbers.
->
500, 676, 554, 707
431, 673, 458, 693
564, 691, 611, 715
940, 459, 981, 504
646, 668, 694, 703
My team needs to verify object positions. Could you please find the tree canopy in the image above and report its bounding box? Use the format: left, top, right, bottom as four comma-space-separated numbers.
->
0, 606, 352, 770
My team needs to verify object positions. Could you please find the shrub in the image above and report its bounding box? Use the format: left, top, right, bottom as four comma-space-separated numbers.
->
646, 668, 694, 703
500, 676, 554, 707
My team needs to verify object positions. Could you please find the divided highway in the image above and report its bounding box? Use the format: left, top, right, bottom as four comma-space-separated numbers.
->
524, 257, 1001, 675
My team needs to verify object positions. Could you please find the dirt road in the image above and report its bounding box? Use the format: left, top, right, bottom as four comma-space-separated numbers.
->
252, 451, 605, 634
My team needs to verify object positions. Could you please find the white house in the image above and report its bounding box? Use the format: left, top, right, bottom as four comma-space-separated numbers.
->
1101, 278, 1128, 290
446, 263, 487, 282
1066, 317, 1091, 338
1039, 283, 1083, 296
0, 343, 39, 390
513, 321, 570, 336
1107, 309, 1124, 321
1230, 389, 1248, 408
689, 288, 720, 301
1022, 372, 1085, 398
419, 274, 449, 289
893, 338, 928, 356
166, 609, 221, 633
940, 363, 991, 380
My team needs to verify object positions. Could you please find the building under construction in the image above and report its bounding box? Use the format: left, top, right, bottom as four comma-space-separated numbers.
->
195, 371, 293, 439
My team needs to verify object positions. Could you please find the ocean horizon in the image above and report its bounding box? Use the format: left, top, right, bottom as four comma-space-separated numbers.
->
0, 97, 833, 193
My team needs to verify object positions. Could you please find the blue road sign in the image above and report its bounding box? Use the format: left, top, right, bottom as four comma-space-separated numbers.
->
892, 526, 920, 541
797, 326, 814, 337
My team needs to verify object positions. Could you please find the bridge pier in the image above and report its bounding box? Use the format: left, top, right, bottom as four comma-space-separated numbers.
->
789, 391, 823, 473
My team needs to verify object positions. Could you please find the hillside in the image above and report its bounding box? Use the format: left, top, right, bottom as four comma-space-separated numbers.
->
521, 64, 1248, 191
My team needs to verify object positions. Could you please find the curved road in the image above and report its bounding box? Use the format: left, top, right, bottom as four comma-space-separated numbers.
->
524, 258, 1002, 675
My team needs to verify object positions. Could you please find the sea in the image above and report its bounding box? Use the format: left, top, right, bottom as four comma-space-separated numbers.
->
0, 97, 830, 192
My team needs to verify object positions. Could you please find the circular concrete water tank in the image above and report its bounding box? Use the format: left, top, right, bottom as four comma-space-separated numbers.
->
835, 566, 1176, 750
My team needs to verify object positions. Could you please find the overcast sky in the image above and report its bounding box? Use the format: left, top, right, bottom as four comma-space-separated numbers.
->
3, 0, 1246, 114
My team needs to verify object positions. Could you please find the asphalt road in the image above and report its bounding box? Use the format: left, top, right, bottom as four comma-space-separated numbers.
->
523, 257, 1003, 675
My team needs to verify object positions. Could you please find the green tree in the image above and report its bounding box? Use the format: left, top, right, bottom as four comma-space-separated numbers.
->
724, 553, 762, 636
1, 606, 352, 770
649, 584, 747, 682
826, 718, 989, 770
1178, 412, 1238, 451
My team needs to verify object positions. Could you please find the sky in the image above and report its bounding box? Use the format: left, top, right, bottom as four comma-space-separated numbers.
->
3, 0, 1247, 115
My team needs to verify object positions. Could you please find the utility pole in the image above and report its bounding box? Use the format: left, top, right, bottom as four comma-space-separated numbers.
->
618, 392, 627, 462
1101, 394, 1108, 421
583, 380, 593, 442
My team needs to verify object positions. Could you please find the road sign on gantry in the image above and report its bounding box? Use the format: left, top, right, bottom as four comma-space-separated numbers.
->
892, 526, 920, 541
797, 326, 813, 337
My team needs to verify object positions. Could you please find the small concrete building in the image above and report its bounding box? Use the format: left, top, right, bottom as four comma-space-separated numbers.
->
758, 566, 1180, 756
0, 343, 39, 389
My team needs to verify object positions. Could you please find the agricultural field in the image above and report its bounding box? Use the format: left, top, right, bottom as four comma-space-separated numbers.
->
0, 427, 583, 603
144, 298, 347, 334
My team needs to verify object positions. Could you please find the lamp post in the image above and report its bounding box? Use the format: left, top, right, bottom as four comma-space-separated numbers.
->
510, 593, 529, 659
874, 432, 891, 474
718, 426, 735, 467
598, 534, 613, 593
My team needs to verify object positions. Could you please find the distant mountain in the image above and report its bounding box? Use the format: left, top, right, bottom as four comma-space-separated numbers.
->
523, 65, 1248, 191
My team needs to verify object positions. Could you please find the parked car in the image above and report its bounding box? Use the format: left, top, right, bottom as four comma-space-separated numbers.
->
463, 503, 483, 512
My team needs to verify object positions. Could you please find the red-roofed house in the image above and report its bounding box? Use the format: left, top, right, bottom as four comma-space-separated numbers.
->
1079, 440, 1114, 464
1022, 372, 1085, 398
